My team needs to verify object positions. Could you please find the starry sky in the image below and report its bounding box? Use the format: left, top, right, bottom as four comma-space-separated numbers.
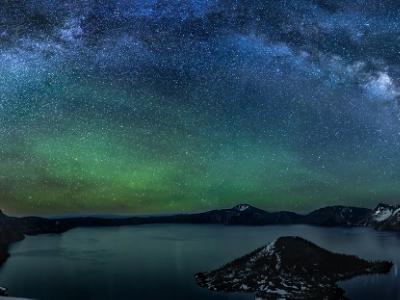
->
1, 0, 400, 215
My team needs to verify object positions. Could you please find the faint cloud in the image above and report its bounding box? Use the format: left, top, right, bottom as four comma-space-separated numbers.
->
364, 72, 400, 101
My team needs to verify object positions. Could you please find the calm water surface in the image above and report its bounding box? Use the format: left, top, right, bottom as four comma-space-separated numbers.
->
0, 225, 399, 300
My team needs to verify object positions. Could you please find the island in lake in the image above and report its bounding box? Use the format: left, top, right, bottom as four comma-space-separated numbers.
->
195, 236, 393, 300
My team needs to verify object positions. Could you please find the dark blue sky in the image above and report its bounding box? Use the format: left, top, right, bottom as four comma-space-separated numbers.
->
1, 0, 400, 214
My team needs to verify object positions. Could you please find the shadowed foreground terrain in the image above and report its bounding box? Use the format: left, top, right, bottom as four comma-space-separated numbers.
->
195, 236, 393, 300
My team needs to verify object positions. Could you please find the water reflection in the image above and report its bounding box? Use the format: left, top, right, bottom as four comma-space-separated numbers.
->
0, 225, 399, 300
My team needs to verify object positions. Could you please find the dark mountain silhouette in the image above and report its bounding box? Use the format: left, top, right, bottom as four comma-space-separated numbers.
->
301, 205, 372, 227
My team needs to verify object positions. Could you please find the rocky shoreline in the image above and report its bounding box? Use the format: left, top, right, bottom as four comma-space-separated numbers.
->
0, 227, 24, 267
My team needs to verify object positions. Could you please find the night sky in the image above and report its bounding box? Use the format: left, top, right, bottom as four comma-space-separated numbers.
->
1, 0, 400, 215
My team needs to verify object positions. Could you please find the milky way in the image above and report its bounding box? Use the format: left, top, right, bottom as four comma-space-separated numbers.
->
1, 0, 400, 214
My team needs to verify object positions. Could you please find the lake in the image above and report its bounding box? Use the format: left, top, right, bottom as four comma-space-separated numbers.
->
0, 225, 399, 300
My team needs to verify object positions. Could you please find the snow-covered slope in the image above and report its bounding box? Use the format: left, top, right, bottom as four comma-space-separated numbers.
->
373, 205, 394, 222
367, 203, 400, 231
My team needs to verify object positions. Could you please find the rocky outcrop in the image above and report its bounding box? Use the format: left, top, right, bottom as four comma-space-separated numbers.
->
364, 203, 400, 231
195, 236, 392, 300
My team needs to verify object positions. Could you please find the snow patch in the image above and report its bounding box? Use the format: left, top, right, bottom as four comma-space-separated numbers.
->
260, 240, 277, 256
235, 204, 250, 212
373, 207, 393, 222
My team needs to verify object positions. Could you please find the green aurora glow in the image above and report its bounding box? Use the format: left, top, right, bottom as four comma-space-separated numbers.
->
2, 1, 400, 214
